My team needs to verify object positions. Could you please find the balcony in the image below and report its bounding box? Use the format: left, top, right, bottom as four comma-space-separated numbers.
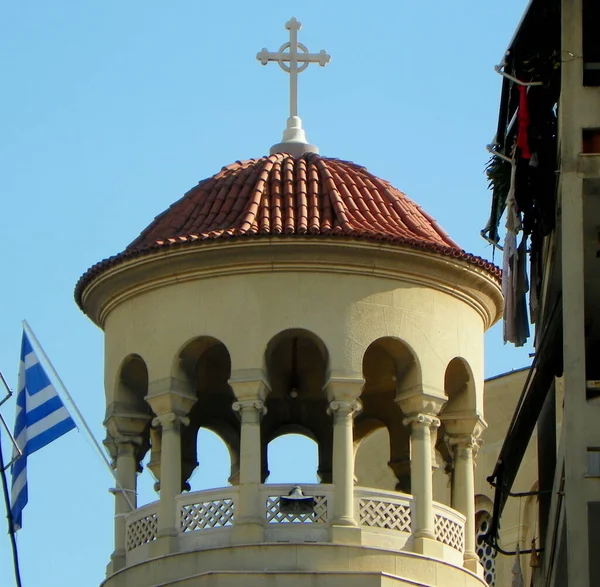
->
124, 484, 465, 568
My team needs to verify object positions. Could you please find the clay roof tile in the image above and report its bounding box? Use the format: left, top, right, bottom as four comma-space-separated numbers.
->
75, 153, 500, 307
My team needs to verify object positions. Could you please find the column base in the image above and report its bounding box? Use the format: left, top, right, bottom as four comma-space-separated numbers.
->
106, 551, 126, 576
231, 521, 265, 544
464, 557, 484, 578
330, 524, 362, 545
413, 536, 445, 558
151, 534, 180, 556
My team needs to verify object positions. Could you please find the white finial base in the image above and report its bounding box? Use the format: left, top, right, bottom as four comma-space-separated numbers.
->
258, 19, 330, 158
270, 116, 319, 157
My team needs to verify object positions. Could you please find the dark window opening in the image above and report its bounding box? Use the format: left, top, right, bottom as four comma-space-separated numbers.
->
583, 0, 600, 86
583, 129, 600, 154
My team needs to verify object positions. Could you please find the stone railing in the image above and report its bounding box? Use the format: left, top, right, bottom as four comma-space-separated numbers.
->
125, 503, 159, 551
180, 487, 238, 533
124, 484, 465, 562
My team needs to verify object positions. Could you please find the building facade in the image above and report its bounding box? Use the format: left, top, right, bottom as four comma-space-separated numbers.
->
483, 1, 600, 585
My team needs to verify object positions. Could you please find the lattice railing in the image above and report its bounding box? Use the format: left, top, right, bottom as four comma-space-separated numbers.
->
126, 513, 158, 551
434, 513, 464, 552
359, 498, 412, 533
265, 495, 328, 524
181, 498, 235, 532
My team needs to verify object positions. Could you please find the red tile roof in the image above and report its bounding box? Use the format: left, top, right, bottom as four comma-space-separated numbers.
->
75, 153, 500, 307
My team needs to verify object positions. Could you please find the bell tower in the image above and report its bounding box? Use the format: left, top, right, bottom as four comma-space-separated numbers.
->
76, 19, 503, 587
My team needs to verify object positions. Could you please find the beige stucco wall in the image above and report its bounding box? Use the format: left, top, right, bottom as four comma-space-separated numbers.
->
102, 543, 487, 587
103, 270, 484, 398
82, 239, 503, 587
81, 241, 501, 413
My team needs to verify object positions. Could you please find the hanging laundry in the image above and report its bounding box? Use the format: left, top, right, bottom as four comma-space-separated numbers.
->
517, 86, 531, 160
511, 544, 525, 587
503, 160, 526, 345
513, 235, 531, 346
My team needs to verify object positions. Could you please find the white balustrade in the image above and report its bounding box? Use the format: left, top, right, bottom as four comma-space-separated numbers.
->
125, 503, 159, 551
123, 485, 465, 562
433, 503, 466, 552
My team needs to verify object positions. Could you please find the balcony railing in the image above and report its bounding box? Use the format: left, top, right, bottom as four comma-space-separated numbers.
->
124, 484, 465, 565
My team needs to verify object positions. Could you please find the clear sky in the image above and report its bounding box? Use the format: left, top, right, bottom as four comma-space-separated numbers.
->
0, 2, 533, 585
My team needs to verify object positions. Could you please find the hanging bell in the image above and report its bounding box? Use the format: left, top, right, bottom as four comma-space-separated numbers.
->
280, 486, 316, 515
530, 538, 541, 568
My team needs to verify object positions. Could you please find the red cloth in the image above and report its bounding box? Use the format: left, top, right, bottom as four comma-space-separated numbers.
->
517, 85, 531, 159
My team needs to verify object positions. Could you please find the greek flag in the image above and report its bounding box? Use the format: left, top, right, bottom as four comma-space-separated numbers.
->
10, 331, 76, 531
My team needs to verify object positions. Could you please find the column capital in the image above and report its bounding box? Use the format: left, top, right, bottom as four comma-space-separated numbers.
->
146, 377, 196, 418
328, 398, 362, 418
395, 384, 445, 418
232, 399, 267, 415
325, 376, 364, 403
440, 413, 487, 438
103, 433, 144, 461
446, 432, 482, 451
152, 411, 190, 430
403, 412, 441, 429
104, 406, 152, 437
229, 369, 270, 403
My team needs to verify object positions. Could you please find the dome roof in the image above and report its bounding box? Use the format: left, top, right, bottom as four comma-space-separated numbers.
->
76, 152, 500, 307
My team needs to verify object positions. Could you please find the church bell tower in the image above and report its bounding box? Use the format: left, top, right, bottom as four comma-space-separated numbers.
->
76, 18, 503, 587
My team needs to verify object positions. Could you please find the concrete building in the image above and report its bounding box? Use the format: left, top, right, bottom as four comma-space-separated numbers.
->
73, 17, 515, 587
481, 1, 600, 585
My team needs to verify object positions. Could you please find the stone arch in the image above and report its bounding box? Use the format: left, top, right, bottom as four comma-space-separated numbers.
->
266, 432, 319, 484
262, 329, 331, 483
106, 354, 152, 467
360, 337, 421, 493
191, 426, 237, 489
354, 421, 398, 491
442, 357, 477, 415
113, 353, 150, 411
363, 337, 422, 397
172, 336, 239, 491
438, 357, 478, 463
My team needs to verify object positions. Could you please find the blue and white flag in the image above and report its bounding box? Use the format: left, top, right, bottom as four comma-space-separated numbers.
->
10, 331, 76, 531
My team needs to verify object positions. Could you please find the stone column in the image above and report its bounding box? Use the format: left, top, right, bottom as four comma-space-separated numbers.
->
329, 398, 362, 526
326, 377, 363, 544
449, 433, 479, 571
106, 436, 140, 573
404, 413, 440, 541
396, 389, 444, 556
229, 371, 269, 544
103, 408, 150, 575
146, 378, 196, 552
153, 412, 189, 538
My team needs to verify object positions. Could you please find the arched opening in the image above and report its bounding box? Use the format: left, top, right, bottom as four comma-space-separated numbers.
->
438, 358, 478, 484
263, 329, 330, 483
111, 355, 153, 503
266, 433, 319, 484
354, 424, 398, 491
442, 357, 476, 415
173, 336, 239, 491
188, 428, 233, 490
360, 337, 420, 493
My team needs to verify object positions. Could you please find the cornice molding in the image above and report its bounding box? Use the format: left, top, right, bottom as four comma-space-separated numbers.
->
79, 239, 503, 330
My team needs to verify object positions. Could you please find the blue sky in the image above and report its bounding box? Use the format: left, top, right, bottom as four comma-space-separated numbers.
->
0, 2, 532, 585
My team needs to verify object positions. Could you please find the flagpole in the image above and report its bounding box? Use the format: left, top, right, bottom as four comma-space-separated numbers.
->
22, 320, 135, 512
0, 431, 23, 587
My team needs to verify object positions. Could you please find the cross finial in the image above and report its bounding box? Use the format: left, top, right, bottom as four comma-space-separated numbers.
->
257, 17, 330, 156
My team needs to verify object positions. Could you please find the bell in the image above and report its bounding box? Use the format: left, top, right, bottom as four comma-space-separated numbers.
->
280, 486, 316, 515
530, 538, 541, 568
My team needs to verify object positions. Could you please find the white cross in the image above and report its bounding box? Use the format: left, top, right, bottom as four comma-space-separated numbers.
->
257, 17, 330, 121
